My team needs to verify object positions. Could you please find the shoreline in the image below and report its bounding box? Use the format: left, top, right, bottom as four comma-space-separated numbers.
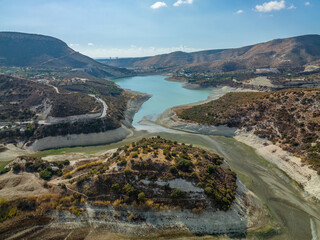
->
0, 92, 151, 155
29, 92, 151, 151
156, 93, 320, 201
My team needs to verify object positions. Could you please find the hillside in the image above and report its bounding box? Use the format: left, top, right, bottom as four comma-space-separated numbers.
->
0, 75, 101, 121
177, 88, 320, 174
100, 35, 320, 72
0, 32, 132, 79
0, 74, 132, 143
0, 137, 247, 237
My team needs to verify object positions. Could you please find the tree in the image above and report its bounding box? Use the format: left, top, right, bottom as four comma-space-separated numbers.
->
137, 192, 146, 202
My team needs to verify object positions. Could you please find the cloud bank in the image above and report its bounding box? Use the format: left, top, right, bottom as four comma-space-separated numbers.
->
255, 0, 286, 12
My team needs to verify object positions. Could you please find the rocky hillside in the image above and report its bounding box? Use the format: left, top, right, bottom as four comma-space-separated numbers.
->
0, 32, 132, 78
0, 137, 251, 238
178, 88, 320, 173
0, 75, 101, 121
0, 74, 131, 143
100, 34, 320, 72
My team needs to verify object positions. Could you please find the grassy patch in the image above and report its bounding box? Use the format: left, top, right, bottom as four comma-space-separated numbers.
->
0, 161, 11, 171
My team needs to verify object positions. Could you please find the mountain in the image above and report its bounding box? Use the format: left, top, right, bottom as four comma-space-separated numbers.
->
0, 32, 132, 78
99, 34, 320, 72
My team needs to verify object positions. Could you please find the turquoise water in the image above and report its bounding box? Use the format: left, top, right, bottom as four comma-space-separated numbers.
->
113, 75, 211, 125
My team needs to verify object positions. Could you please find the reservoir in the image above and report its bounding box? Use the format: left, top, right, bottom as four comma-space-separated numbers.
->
42, 75, 320, 239
113, 75, 320, 239
113, 75, 211, 125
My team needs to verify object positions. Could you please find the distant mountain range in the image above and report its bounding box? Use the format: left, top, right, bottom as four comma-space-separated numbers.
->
0, 32, 132, 78
99, 34, 320, 72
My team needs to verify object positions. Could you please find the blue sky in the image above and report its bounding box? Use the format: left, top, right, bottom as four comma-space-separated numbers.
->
0, 0, 319, 58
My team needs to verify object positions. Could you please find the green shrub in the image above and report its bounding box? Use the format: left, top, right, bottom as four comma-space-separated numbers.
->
137, 192, 146, 202
111, 183, 120, 193
118, 159, 127, 166
124, 168, 132, 175
206, 164, 216, 175
123, 184, 136, 196
169, 166, 178, 174
176, 158, 193, 172
204, 187, 213, 195
63, 160, 70, 165
170, 189, 183, 198
0, 167, 10, 175
0, 198, 19, 222
12, 163, 21, 173
39, 168, 53, 180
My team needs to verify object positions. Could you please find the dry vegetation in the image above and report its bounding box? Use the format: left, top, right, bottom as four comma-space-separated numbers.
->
178, 88, 320, 173
0, 75, 100, 121
0, 137, 238, 226
0, 74, 132, 142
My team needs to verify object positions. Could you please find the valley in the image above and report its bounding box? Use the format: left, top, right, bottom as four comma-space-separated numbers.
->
0, 32, 320, 239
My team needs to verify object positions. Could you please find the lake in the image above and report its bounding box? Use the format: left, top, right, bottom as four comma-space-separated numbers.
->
113, 75, 211, 125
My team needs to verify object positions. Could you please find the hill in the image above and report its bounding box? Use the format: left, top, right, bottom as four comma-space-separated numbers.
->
0, 32, 132, 79
177, 88, 320, 173
0, 74, 132, 143
99, 35, 320, 72
0, 137, 245, 237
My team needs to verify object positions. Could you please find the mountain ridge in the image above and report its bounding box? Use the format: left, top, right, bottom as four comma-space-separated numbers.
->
99, 34, 320, 72
0, 31, 133, 79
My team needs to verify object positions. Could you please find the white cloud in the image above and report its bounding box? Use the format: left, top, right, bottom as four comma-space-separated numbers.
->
173, 0, 194, 7
150, 2, 167, 9
88, 43, 94, 46
255, 0, 286, 12
72, 45, 202, 58
288, 4, 296, 9
236, 9, 244, 14
305, 2, 310, 6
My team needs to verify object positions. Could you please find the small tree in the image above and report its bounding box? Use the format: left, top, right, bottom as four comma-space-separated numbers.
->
137, 192, 146, 202
39, 169, 53, 180
12, 163, 21, 173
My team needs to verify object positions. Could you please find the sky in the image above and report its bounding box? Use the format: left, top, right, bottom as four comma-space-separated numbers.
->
0, 0, 319, 58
